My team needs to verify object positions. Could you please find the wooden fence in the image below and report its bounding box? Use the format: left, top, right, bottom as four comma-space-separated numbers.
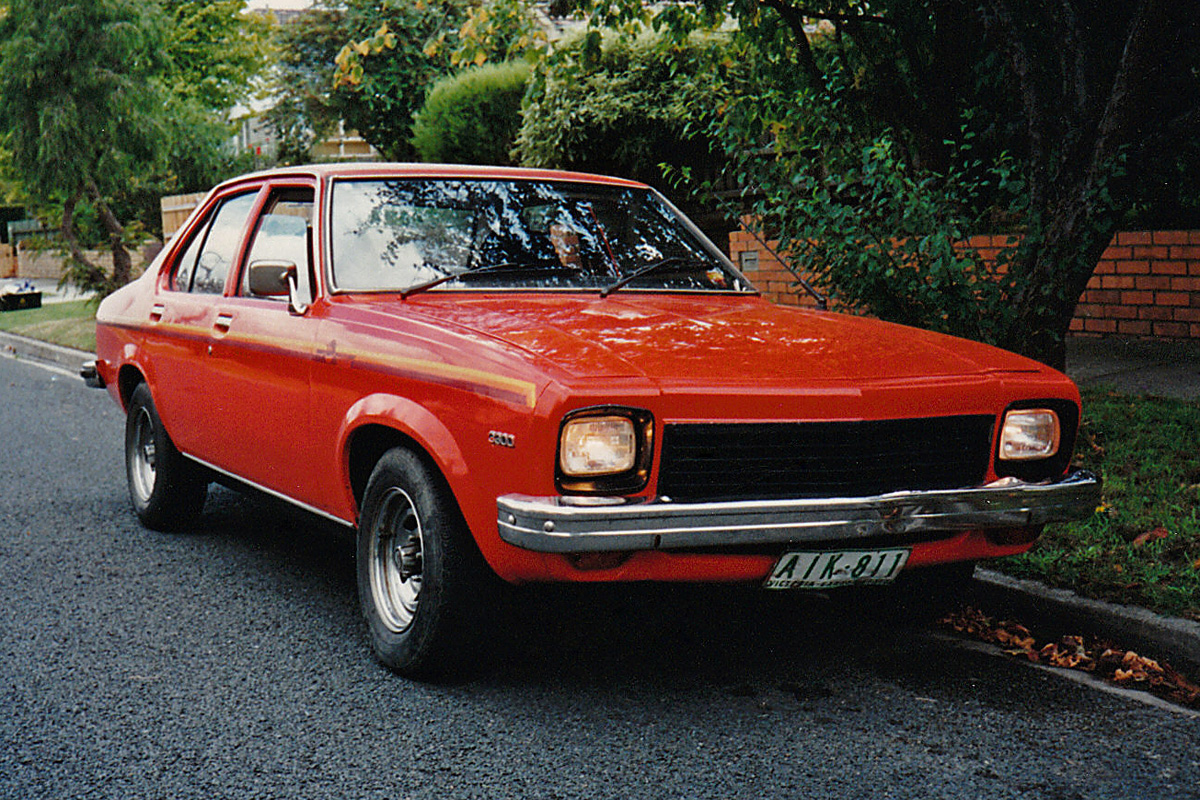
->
160, 192, 208, 242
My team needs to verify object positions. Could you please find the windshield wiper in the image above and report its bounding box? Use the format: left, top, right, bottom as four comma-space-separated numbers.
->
401, 261, 551, 299
599, 256, 715, 298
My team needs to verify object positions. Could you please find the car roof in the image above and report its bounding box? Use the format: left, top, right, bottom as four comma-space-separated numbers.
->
216, 162, 650, 192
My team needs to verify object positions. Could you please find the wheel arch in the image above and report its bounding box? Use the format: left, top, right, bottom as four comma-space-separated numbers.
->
117, 364, 148, 411
339, 395, 469, 522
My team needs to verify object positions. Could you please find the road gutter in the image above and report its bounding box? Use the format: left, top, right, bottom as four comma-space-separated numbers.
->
973, 568, 1200, 677
0, 329, 93, 374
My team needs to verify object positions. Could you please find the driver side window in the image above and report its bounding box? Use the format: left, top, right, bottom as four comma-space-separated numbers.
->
241, 188, 315, 302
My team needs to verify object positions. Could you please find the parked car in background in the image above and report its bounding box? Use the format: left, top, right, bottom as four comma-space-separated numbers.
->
85, 164, 1101, 677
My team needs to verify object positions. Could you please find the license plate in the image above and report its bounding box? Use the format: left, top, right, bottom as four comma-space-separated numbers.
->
764, 548, 910, 590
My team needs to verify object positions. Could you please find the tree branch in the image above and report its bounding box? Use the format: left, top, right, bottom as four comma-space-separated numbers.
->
757, 0, 824, 87
1087, 0, 1170, 184
1056, 0, 1090, 124
84, 179, 133, 286
84, 179, 126, 243
977, 0, 1052, 208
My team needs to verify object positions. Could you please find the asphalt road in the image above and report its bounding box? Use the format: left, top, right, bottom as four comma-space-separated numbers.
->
2, 355, 1199, 800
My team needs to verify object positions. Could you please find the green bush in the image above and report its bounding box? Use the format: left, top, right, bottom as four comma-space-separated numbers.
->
411, 61, 531, 166
515, 32, 730, 184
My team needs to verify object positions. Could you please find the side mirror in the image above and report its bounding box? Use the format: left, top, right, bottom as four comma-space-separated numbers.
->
249, 260, 308, 315
249, 260, 293, 296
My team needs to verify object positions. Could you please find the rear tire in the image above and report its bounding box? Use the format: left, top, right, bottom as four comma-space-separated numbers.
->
356, 447, 491, 679
124, 382, 208, 530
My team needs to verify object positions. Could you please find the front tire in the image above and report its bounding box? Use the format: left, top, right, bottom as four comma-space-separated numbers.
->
356, 447, 489, 679
124, 382, 208, 530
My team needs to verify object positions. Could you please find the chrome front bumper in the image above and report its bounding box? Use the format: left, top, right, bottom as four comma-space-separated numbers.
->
496, 470, 1101, 554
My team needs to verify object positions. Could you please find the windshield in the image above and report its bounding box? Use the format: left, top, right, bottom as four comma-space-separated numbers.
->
329, 178, 751, 294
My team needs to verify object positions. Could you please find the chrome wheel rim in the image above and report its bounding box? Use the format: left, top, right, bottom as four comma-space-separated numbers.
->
130, 407, 157, 503
369, 487, 424, 634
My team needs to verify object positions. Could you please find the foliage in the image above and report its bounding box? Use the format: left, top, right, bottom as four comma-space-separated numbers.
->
0, 0, 166, 204
411, 61, 531, 166
709, 51, 1023, 343
426, 0, 548, 68
265, 5, 347, 164
160, 0, 272, 111
0, 0, 266, 295
0, 0, 170, 293
326, 0, 470, 160
1002, 387, 1200, 621
515, 30, 731, 186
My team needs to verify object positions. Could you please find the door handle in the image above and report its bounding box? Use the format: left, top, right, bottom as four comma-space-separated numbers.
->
150, 303, 165, 322
214, 313, 234, 332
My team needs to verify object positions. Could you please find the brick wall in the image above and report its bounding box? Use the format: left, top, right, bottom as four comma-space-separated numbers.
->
16, 244, 112, 280
1071, 231, 1200, 339
729, 227, 1200, 340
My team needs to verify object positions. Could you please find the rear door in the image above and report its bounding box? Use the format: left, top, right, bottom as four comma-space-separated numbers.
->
147, 187, 261, 461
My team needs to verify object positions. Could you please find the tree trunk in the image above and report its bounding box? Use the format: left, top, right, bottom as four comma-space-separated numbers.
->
980, 0, 1175, 372
85, 179, 132, 287
1003, 200, 1116, 372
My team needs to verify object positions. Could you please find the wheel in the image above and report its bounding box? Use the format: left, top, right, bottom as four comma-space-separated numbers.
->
356, 447, 491, 679
124, 382, 208, 530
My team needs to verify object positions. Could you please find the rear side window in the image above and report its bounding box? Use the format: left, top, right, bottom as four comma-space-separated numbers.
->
171, 192, 257, 293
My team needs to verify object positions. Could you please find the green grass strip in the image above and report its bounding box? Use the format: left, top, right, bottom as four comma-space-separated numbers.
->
1001, 386, 1200, 621
0, 298, 97, 352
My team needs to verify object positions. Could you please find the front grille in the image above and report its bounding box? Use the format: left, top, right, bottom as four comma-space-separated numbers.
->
657, 416, 994, 502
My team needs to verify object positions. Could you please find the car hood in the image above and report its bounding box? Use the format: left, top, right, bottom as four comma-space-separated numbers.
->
396, 294, 1050, 386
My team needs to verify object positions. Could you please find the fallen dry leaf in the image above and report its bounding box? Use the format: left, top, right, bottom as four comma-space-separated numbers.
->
939, 607, 1200, 708
1131, 527, 1170, 547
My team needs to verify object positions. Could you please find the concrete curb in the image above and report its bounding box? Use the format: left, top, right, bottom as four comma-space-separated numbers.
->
3, 328, 1199, 677
973, 568, 1200, 676
0, 329, 93, 373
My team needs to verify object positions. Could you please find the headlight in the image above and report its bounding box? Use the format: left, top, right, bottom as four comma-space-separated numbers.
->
560, 416, 637, 476
998, 409, 1061, 461
557, 406, 654, 494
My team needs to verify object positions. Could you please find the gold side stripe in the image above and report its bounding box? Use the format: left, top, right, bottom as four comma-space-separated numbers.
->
335, 344, 538, 408
104, 319, 539, 408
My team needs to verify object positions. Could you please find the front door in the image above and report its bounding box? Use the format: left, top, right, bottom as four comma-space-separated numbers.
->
202, 184, 320, 506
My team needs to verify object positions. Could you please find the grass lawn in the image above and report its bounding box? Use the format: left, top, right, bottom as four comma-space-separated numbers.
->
999, 386, 1200, 621
0, 299, 96, 352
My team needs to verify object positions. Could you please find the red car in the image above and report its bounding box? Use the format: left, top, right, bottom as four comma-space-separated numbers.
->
85, 164, 1100, 677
